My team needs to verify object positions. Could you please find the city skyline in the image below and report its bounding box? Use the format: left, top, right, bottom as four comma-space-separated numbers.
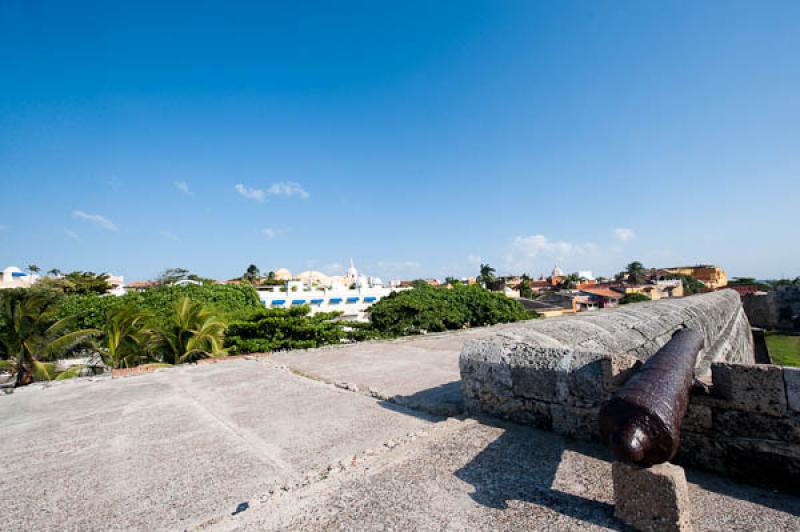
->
2, 2, 799, 280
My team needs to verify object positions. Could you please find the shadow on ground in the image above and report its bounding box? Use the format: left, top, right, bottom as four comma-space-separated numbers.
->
454, 418, 626, 530
382, 380, 464, 417
380, 383, 800, 527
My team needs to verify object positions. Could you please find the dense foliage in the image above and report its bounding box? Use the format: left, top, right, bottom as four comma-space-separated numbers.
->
37, 271, 112, 295
225, 305, 378, 354
368, 284, 534, 336
666, 274, 705, 295
55, 284, 261, 330
0, 289, 97, 384
619, 292, 651, 305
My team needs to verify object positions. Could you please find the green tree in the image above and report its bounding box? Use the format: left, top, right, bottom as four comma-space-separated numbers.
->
520, 274, 533, 298
368, 284, 533, 336
620, 292, 651, 305
94, 304, 155, 369
625, 261, 647, 285
0, 289, 97, 386
478, 264, 496, 286
243, 264, 261, 284
155, 297, 226, 364
667, 273, 704, 295
47, 268, 62, 277
37, 271, 111, 295
225, 306, 376, 353
27, 264, 40, 275
156, 268, 191, 285
558, 273, 582, 290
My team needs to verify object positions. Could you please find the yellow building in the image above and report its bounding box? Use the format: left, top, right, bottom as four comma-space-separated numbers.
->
664, 265, 728, 289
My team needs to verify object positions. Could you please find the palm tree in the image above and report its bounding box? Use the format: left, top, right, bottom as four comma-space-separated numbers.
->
478, 264, 496, 286
27, 264, 40, 275
0, 290, 98, 386
559, 273, 582, 290
626, 261, 647, 285
47, 268, 62, 277
156, 297, 226, 364
95, 304, 155, 369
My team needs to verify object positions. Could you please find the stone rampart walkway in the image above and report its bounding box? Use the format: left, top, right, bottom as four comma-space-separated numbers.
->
1, 327, 798, 531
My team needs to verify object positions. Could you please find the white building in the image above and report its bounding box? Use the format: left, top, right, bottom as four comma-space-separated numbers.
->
257, 259, 397, 321
0, 266, 38, 289
0, 266, 125, 295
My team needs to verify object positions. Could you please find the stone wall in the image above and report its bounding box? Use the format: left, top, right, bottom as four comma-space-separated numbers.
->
458, 290, 800, 488
460, 291, 754, 433
742, 285, 800, 330
677, 362, 800, 491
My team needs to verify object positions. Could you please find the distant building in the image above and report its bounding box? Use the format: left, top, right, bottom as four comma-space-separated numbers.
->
664, 265, 728, 289
0, 266, 38, 289
0, 267, 124, 295
126, 280, 159, 292
577, 287, 624, 309
257, 259, 398, 321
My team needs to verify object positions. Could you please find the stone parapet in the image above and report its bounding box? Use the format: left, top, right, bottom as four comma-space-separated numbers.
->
461, 291, 754, 438
676, 362, 800, 491
459, 291, 800, 489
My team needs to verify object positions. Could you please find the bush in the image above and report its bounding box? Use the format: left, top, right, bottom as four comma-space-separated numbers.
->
225, 305, 380, 354
368, 284, 534, 336
619, 292, 651, 305
55, 284, 261, 330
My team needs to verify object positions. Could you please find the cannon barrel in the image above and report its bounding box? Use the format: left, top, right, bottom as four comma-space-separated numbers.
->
599, 328, 704, 466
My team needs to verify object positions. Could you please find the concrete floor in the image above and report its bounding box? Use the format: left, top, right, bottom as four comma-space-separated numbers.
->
0, 360, 436, 531
270, 322, 522, 415
2, 329, 799, 531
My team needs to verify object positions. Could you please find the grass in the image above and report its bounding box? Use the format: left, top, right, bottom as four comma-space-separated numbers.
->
765, 332, 800, 368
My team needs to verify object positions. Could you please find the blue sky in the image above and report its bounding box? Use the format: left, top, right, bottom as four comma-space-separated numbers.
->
1, 1, 799, 281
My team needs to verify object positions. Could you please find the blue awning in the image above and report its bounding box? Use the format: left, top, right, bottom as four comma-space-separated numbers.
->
329, 298, 342, 303
347, 297, 359, 303
11, 272, 27, 277
291, 300, 306, 305
271, 300, 286, 305
310, 299, 324, 304
363, 296, 377, 302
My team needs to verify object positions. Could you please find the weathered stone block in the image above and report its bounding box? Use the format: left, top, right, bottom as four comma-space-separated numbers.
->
713, 410, 800, 443
723, 436, 800, 492
784, 367, 800, 413
675, 431, 728, 475
600, 353, 641, 392
711, 362, 787, 416
612, 461, 693, 532
508, 347, 608, 406
549, 404, 599, 440
681, 403, 712, 433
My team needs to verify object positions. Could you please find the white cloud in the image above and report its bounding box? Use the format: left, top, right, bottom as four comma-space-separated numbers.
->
504, 234, 596, 272
235, 184, 265, 201
64, 228, 79, 240
160, 230, 179, 241
235, 181, 309, 202
174, 180, 193, 196
614, 228, 635, 242
266, 181, 309, 199
261, 227, 277, 238
72, 210, 118, 231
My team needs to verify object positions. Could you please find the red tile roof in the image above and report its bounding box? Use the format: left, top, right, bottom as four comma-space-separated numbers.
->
580, 287, 623, 299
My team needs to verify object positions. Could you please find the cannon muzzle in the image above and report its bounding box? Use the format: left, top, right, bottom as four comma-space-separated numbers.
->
599, 328, 704, 466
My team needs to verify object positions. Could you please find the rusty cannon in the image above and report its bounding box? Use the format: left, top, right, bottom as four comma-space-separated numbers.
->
599, 328, 705, 466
